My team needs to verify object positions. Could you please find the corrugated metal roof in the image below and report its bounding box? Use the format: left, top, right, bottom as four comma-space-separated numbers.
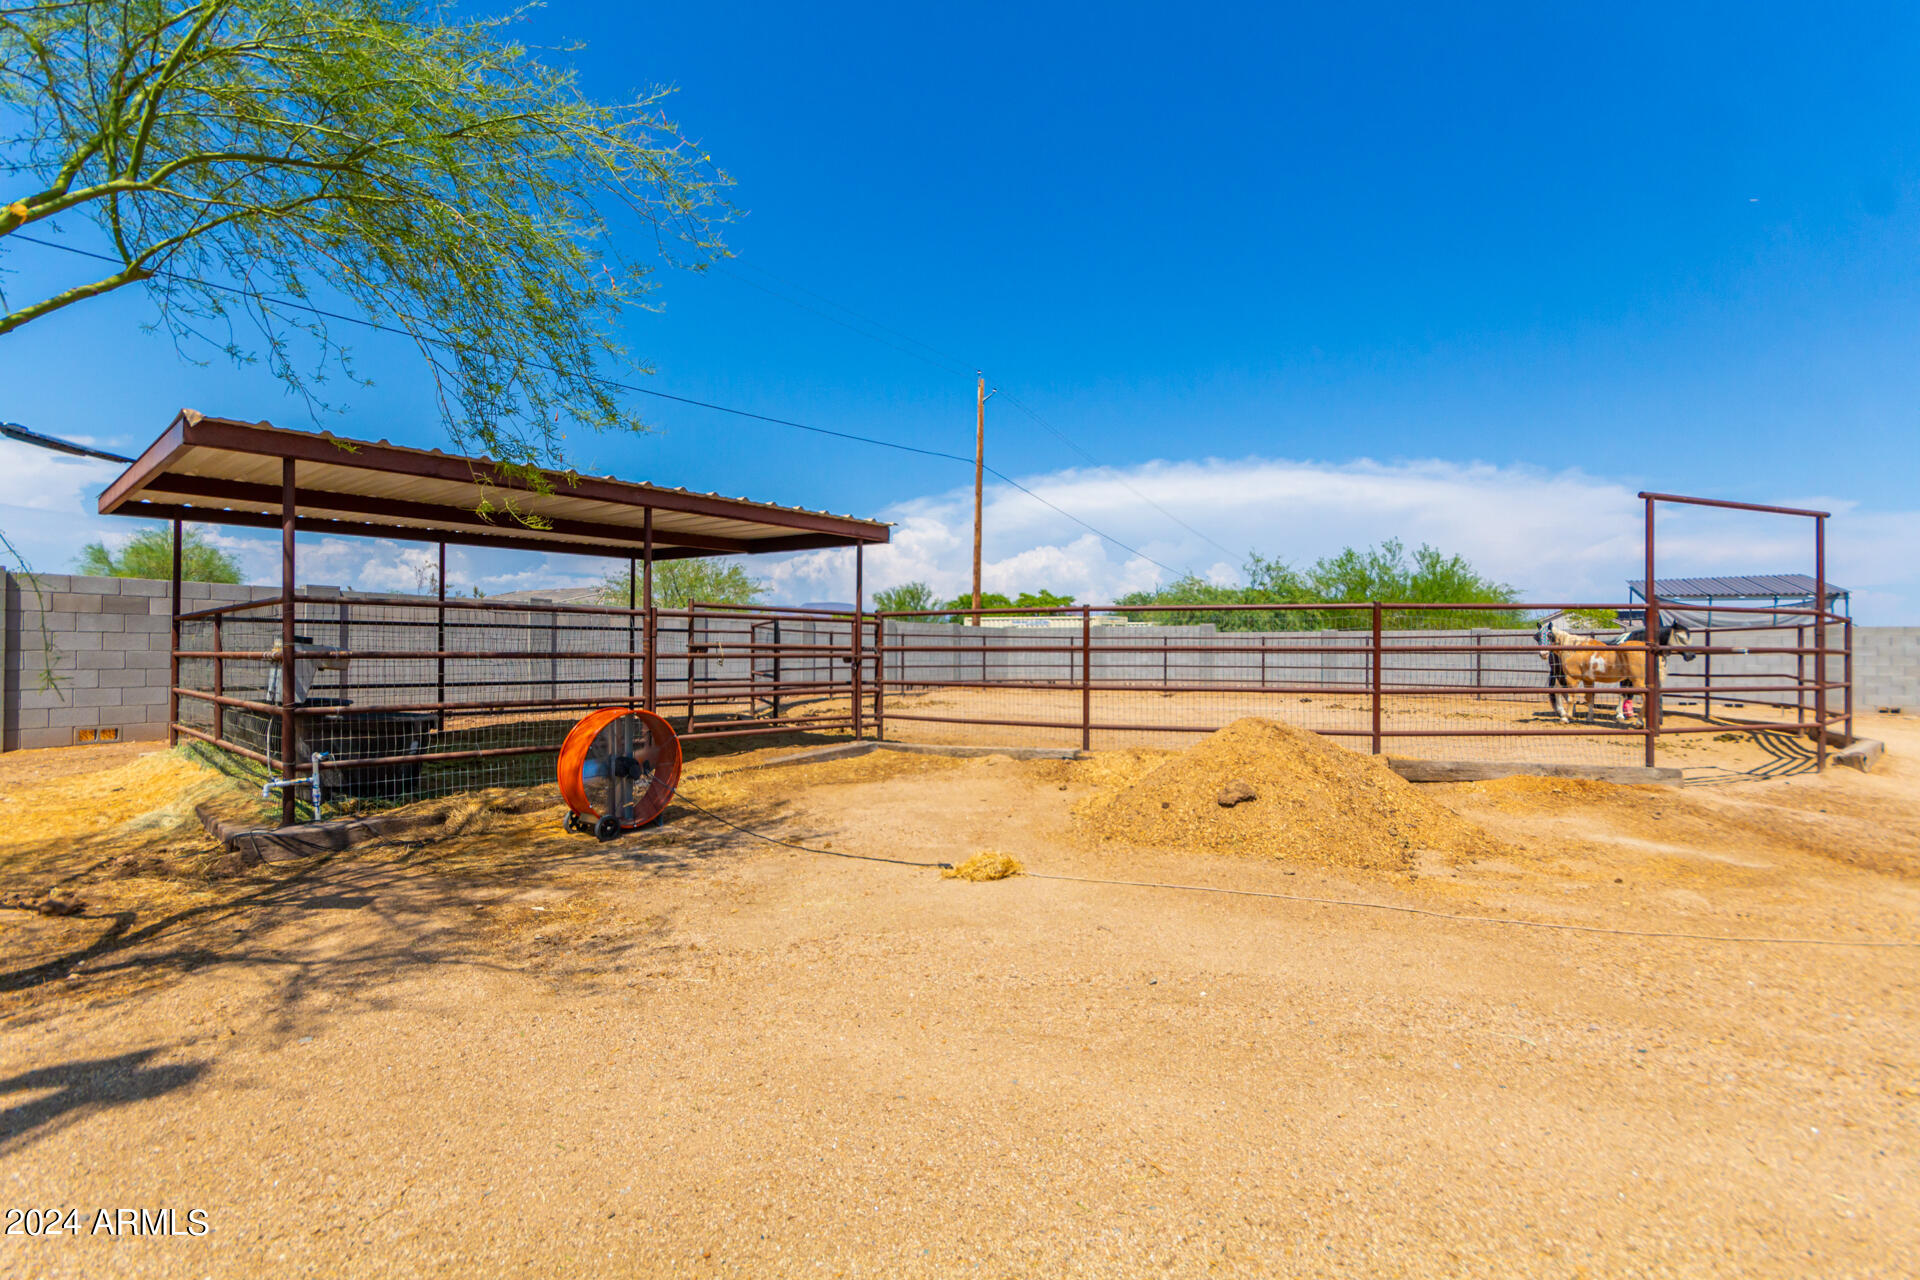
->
99, 411, 890, 561
1626, 574, 1846, 599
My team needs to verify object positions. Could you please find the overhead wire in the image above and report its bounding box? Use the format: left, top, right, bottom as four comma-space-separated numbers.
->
996, 390, 1239, 561
713, 260, 1234, 564
8, 231, 1182, 574
712, 263, 974, 378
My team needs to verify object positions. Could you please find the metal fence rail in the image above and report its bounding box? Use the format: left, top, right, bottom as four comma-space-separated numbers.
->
871, 601, 1850, 767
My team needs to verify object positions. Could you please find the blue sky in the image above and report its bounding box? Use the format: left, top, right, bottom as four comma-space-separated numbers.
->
3, 2, 1918, 616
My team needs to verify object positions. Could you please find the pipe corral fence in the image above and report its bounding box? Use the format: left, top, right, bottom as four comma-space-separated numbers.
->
170, 588, 1849, 823
114, 419, 1848, 826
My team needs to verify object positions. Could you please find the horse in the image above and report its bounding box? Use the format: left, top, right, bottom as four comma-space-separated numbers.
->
1535, 619, 1694, 725
1609, 621, 1695, 720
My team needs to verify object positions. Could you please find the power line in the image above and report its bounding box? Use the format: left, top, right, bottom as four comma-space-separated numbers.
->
7, 232, 1182, 575
712, 263, 974, 379
713, 259, 1234, 563
996, 390, 1239, 561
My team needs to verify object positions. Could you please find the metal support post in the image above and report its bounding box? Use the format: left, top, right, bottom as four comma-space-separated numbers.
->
435, 541, 447, 731
1081, 605, 1092, 751
642, 510, 656, 713
1643, 496, 1659, 768
852, 544, 865, 739
168, 517, 182, 746
278, 458, 298, 827
872, 611, 885, 741
1815, 514, 1828, 770
1370, 602, 1383, 754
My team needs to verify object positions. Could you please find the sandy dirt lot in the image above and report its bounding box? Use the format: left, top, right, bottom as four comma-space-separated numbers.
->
2, 716, 1917, 1278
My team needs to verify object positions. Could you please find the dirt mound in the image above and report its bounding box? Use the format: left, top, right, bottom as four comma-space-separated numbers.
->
1076, 718, 1505, 872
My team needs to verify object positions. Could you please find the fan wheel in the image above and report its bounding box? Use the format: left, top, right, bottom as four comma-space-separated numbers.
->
556, 708, 682, 837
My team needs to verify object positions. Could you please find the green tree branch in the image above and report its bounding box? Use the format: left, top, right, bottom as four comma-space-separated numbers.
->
1, 0, 734, 485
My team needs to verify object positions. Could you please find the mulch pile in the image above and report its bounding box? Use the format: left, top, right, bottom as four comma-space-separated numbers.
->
1076, 717, 1506, 873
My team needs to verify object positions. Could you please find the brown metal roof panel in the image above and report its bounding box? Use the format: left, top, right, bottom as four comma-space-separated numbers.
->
101, 413, 890, 547
167, 413, 886, 532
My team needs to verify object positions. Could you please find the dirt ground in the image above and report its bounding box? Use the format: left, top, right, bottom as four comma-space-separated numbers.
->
2, 716, 1917, 1278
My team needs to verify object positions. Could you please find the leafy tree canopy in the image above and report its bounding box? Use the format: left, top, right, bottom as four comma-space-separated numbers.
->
75, 525, 242, 582
599, 557, 765, 610
926, 588, 1075, 622
1, 0, 731, 485
872, 581, 934, 613
1119, 541, 1523, 630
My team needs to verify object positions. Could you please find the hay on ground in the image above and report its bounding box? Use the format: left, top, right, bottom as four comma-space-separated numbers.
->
943, 850, 1024, 881
1076, 717, 1505, 873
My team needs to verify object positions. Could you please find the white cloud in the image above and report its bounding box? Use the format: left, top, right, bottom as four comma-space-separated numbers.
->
779, 456, 1919, 621
0, 443, 117, 514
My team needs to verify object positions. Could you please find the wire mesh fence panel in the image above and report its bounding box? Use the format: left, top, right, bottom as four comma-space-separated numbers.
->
660, 605, 874, 740
870, 602, 1852, 765
1375, 625, 1643, 764
171, 592, 662, 815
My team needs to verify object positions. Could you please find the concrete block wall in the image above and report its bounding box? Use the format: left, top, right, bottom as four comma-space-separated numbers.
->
1854, 627, 1920, 711
884, 622, 1591, 692
2, 572, 276, 751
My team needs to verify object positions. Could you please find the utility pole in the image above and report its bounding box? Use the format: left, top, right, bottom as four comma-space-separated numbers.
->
972, 374, 994, 625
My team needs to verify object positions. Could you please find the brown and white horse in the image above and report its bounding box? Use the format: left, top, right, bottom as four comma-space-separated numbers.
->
1536, 619, 1693, 724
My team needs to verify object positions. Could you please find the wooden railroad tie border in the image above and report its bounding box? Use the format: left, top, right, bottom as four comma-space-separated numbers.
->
194, 805, 443, 864
1384, 759, 1683, 785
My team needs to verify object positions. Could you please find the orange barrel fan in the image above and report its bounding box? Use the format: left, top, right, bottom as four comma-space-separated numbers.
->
557, 708, 682, 840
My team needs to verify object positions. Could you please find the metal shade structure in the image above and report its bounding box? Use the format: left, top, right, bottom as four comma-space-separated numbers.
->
1624, 573, 1849, 630
103, 410, 888, 825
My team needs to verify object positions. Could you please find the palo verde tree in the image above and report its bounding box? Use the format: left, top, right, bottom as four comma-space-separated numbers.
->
0, 0, 732, 483
598, 557, 766, 610
1119, 542, 1524, 630
871, 581, 935, 613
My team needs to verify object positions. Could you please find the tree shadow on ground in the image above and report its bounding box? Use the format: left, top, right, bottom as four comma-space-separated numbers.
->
0, 1048, 209, 1155
0, 782, 819, 1035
